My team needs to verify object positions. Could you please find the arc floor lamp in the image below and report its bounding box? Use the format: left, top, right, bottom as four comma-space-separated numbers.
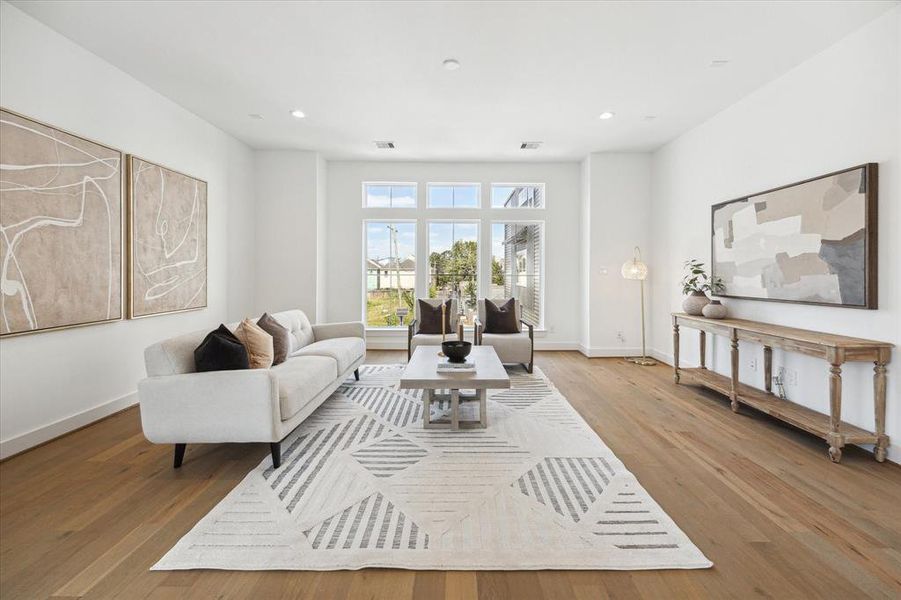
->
621, 246, 657, 366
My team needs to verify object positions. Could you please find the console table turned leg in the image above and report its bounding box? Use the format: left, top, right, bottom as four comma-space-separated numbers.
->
672, 321, 681, 384
699, 331, 706, 369
828, 363, 844, 463
874, 359, 888, 462
729, 332, 739, 412
764, 346, 773, 394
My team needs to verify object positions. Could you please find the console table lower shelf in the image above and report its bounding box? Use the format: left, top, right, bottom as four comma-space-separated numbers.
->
681, 367, 881, 448
672, 312, 892, 463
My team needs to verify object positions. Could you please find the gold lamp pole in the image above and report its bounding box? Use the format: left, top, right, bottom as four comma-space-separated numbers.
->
622, 246, 656, 366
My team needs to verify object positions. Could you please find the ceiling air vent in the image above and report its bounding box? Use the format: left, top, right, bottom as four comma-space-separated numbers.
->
374, 141, 396, 149
520, 141, 542, 150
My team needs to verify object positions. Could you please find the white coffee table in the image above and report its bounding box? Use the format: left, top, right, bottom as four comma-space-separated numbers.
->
399, 345, 511, 430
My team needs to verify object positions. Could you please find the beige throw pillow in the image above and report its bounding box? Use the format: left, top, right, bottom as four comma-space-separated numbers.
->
234, 318, 274, 369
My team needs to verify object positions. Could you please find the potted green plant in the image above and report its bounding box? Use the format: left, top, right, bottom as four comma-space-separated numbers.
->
680, 259, 725, 315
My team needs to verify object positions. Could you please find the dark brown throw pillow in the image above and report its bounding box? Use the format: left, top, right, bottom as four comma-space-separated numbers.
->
418, 299, 453, 335
194, 324, 250, 372
257, 312, 290, 365
484, 298, 519, 334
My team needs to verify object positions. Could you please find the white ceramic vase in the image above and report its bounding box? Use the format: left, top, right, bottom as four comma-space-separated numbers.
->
682, 291, 710, 315
702, 299, 727, 319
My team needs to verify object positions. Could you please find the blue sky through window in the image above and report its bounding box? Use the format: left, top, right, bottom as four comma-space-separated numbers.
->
367, 222, 415, 260
429, 222, 477, 253
428, 184, 479, 208
365, 184, 416, 207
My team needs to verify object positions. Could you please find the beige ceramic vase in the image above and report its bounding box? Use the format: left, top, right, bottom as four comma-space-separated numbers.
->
682, 291, 710, 315
702, 299, 727, 319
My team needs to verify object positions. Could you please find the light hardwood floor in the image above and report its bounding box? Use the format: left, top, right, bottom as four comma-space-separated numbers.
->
2, 352, 900, 599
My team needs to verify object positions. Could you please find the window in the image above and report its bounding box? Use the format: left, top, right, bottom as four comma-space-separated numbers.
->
428, 221, 479, 325
491, 222, 543, 327
363, 183, 417, 208
365, 221, 416, 327
490, 184, 544, 208
427, 183, 480, 208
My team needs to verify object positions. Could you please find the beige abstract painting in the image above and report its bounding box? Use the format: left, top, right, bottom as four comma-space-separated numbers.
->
711, 164, 876, 308
0, 109, 123, 337
128, 156, 207, 318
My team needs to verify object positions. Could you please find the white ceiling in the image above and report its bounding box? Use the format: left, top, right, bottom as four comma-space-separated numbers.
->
12, 0, 896, 161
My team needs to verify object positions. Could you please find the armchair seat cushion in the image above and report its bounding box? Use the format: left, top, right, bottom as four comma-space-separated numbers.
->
292, 337, 365, 373
481, 332, 532, 364
410, 333, 449, 352
273, 356, 338, 420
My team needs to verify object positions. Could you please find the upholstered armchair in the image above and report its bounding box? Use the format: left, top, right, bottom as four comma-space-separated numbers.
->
474, 298, 534, 373
407, 298, 465, 359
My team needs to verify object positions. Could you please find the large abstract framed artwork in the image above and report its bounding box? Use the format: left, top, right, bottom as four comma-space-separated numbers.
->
127, 156, 207, 318
0, 109, 124, 337
711, 164, 877, 308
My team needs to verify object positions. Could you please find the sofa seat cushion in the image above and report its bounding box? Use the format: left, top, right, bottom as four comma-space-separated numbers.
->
481, 332, 532, 364
273, 356, 338, 420
293, 337, 365, 373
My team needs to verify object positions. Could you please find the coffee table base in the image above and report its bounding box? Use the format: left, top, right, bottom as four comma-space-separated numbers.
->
423, 388, 486, 430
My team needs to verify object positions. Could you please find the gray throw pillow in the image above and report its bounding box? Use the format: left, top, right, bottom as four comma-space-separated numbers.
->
257, 312, 290, 365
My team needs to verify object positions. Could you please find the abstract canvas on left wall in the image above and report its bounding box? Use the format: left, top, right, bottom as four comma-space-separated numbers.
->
0, 109, 123, 337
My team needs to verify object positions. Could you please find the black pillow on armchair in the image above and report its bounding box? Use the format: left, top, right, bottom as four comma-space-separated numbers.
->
418, 299, 453, 334
484, 298, 520, 334
194, 324, 250, 372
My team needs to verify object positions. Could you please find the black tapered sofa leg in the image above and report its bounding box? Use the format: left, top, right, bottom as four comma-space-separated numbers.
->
354, 368, 360, 381
270, 442, 282, 468
173, 443, 187, 468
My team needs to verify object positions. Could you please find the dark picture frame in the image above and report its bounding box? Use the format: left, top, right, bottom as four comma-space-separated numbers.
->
710, 163, 878, 309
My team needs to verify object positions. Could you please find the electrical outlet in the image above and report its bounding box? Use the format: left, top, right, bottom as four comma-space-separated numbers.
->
616, 331, 626, 343
786, 368, 798, 386
748, 358, 758, 371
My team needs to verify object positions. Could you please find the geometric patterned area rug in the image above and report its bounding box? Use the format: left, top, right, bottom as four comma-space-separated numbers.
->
153, 365, 712, 571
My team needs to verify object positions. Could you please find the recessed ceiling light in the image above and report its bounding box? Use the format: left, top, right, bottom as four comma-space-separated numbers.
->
374, 141, 396, 149
598, 111, 615, 120
709, 59, 731, 68
290, 109, 305, 119
443, 58, 461, 71
248, 113, 264, 120
520, 141, 542, 150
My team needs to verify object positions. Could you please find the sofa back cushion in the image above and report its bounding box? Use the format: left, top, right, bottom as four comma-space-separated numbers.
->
144, 309, 315, 377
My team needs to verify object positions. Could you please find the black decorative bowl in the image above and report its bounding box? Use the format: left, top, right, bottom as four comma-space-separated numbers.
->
441, 341, 472, 363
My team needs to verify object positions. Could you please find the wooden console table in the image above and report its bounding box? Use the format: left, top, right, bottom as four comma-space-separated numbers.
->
672, 313, 892, 463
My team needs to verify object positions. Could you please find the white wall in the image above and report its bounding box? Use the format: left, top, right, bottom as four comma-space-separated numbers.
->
581, 153, 652, 357
252, 150, 324, 319
0, 2, 257, 457
649, 8, 900, 460
325, 161, 582, 349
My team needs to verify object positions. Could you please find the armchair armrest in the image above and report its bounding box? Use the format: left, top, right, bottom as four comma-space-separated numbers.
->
474, 318, 483, 345
408, 319, 418, 359
520, 319, 534, 339
138, 369, 280, 444
312, 321, 365, 342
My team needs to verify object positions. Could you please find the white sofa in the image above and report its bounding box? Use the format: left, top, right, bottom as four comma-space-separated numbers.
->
138, 309, 365, 468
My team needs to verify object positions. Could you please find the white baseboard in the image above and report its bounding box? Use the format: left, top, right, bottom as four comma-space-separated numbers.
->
0, 391, 138, 460
578, 345, 644, 358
